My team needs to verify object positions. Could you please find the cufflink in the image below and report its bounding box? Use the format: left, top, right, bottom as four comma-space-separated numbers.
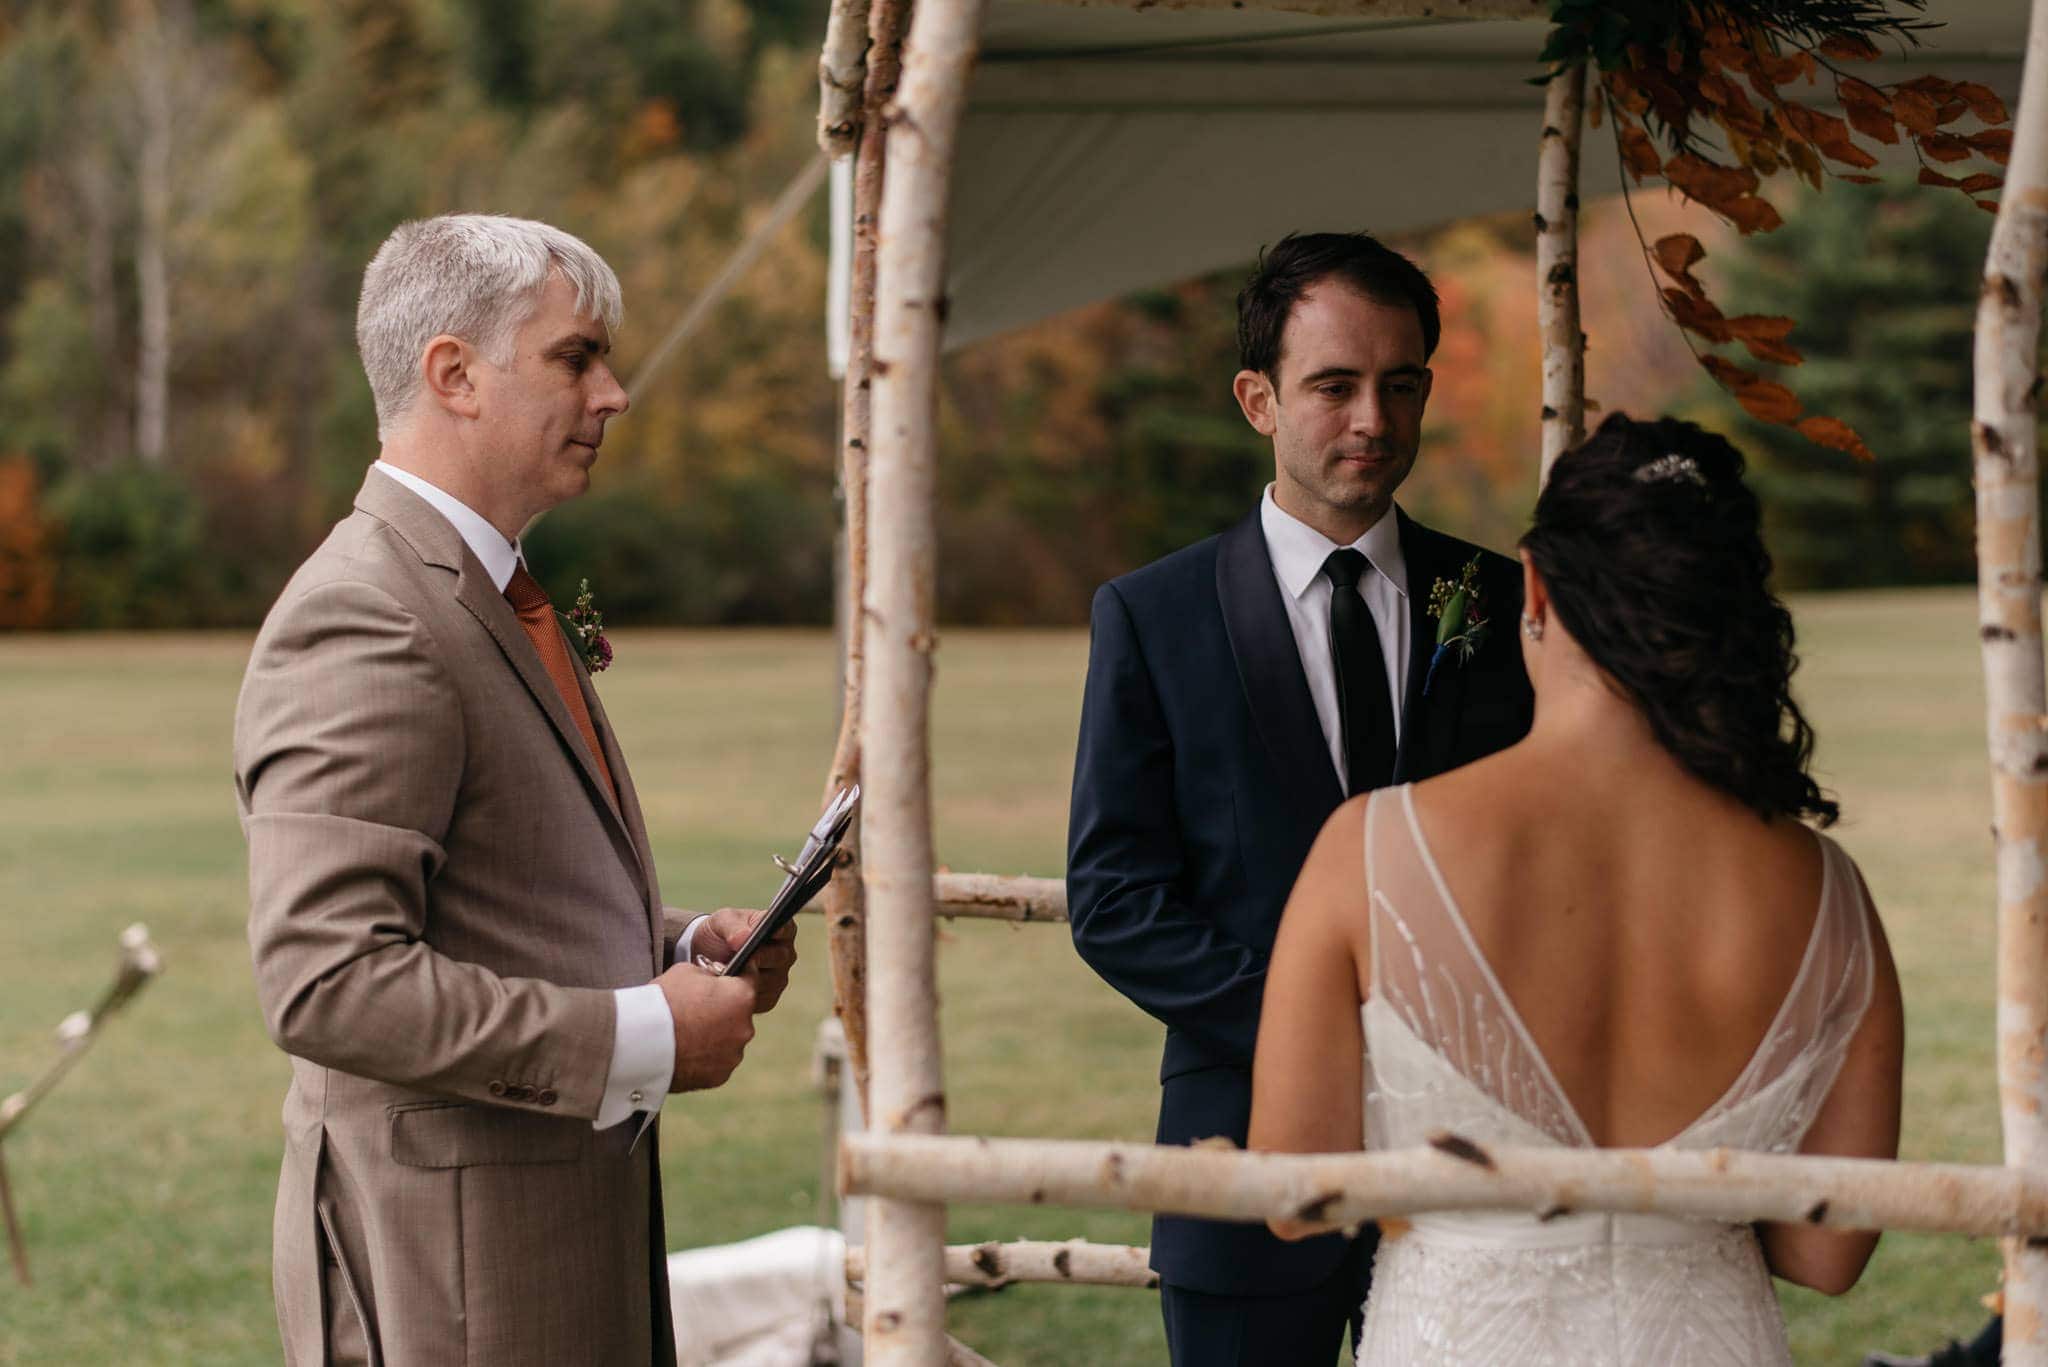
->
629, 1089, 645, 1107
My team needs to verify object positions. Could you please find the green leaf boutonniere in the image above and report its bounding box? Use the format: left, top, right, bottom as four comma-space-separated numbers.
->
567, 578, 613, 674
1425, 556, 1490, 696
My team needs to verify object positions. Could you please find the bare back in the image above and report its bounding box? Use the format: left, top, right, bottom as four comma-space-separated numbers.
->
1372, 747, 1873, 1152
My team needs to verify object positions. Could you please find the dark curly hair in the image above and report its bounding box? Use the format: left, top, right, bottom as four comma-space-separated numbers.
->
1522, 413, 1837, 827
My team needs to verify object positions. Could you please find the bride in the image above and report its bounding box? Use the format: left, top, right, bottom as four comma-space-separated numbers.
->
1248, 413, 1904, 1365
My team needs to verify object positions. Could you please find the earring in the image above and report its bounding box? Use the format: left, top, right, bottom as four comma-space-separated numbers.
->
1520, 612, 1543, 642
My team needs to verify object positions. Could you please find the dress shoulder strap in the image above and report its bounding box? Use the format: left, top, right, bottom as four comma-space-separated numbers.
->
1362, 783, 1590, 1146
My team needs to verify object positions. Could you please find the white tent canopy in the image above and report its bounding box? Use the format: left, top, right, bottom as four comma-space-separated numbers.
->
828, 0, 2028, 363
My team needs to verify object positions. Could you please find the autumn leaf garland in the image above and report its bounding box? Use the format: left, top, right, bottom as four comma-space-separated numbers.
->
1541, 1, 2011, 462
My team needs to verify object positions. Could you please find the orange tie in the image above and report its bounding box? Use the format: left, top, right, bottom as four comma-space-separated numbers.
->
504, 565, 616, 799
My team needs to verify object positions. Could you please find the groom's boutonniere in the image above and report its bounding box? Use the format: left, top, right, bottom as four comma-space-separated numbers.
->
567, 578, 613, 674
1424, 556, 1489, 697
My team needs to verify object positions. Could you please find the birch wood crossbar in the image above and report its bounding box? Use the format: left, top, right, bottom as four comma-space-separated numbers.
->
846, 1239, 1159, 1290
790, 873, 1068, 924
842, 1133, 2048, 1242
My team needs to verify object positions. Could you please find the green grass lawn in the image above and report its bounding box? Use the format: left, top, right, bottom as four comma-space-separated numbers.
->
0, 590, 2013, 1364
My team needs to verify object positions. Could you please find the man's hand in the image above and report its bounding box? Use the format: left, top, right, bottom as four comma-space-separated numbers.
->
692, 907, 799, 1014
655, 963, 756, 1092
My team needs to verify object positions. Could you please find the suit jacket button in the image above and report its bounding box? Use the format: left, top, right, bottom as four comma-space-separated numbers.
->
537, 1089, 558, 1107
488, 1080, 507, 1097
509, 1084, 533, 1101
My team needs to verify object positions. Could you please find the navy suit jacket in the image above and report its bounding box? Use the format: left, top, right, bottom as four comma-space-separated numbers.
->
1067, 503, 1533, 1296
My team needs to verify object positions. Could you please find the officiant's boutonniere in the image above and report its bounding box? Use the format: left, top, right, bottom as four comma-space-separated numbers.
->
567, 578, 613, 674
1424, 557, 1489, 696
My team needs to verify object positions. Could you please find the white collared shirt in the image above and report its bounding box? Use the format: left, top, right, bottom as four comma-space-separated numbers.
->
374, 461, 522, 591
1259, 484, 1409, 792
371, 460, 682, 1129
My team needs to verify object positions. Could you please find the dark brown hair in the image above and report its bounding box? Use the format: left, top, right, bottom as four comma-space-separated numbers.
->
1522, 413, 1837, 827
1235, 232, 1441, 378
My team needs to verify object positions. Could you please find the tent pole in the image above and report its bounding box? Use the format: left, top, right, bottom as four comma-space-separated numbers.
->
824, 0, 914, 1131
1536, 60, 1587, 484
861, 0, 984, 1352
1975, 0, 2048, 1357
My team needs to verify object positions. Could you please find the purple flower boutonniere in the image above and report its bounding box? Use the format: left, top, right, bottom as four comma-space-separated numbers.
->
567, 578, 613, 674
1424, 556, 1489, 697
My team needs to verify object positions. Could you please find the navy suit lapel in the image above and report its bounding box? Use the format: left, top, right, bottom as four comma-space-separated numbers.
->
1216, 508, 1345, 816
1394, 511, 1462, 783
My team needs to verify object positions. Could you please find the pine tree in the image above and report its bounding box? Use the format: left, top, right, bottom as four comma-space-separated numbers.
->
1710, 183, 1996, 589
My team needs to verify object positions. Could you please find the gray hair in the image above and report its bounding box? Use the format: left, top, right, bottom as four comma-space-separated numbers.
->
356, 213, 624, 436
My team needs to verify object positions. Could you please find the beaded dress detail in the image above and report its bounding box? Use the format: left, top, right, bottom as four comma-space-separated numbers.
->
1356, 786, 1875, 1367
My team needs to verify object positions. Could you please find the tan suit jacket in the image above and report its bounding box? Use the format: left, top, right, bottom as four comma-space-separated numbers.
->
236, 468, 684, 1366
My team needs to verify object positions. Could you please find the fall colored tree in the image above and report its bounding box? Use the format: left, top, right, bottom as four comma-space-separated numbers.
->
0, 454, 57, 628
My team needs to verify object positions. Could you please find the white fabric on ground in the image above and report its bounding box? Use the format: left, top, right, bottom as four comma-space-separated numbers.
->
669, 1226, 860, 1366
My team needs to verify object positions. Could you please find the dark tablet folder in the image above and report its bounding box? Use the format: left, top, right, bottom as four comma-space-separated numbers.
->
723, 783, 860, 975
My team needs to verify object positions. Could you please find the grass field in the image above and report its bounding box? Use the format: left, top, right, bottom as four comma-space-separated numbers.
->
0, 589, 2014, 1364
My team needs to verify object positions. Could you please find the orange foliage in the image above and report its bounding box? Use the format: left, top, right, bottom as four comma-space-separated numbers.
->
0, 455, 57, 628
1588, 21, 2010, 464
1795, 416, 1875, 463
1400, 200, 1708, 544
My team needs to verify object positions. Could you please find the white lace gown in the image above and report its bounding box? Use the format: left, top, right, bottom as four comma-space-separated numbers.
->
1356, 786, 1876, 1367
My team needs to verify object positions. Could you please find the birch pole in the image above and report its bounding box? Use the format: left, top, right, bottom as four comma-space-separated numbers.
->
818, 0, 873, 156
0, 925, 163, 1143
1974, 0, 2048, 1355
861, 0, 985, 1352
0, 923, 162, 1284
128, 0, 172, 468
1536, 60, 1587, 484
822, 0, 913, 1123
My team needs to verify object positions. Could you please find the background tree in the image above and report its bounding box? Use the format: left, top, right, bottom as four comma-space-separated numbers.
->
0, 1, 1995, 628
1707, 182, 2002, 588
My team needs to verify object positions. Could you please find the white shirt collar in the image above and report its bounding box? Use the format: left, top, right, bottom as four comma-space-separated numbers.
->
373, 461, 522, 592
1259, 484, 1408, 602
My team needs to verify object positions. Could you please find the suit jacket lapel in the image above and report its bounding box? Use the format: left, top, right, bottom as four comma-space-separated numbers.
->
572, 653, 666, 964
1394, 512, 1465, 783
1216, 507, 1345, 816
356, 471, 650, 901
453, 563, 627, 811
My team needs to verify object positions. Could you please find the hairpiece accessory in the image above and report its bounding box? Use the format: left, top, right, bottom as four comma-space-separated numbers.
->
1634, 453, 1707, 488
1519, 612, 1543, 643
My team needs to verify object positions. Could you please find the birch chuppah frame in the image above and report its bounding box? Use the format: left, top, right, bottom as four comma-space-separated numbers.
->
795, 0, 2048, 1360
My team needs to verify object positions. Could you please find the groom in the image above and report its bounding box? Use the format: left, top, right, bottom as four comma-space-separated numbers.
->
1067, 232, 1534, 1364
237, 214, 795, 1366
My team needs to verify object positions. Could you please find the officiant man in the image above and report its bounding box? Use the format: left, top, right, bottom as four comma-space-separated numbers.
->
237, 213, 796, 1367
1067, 232, 1534, 1365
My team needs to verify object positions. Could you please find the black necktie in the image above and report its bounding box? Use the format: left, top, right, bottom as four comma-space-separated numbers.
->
1322, 548, 1397, 796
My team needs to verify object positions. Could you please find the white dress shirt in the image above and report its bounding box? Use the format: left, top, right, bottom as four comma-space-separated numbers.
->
373, 461, 689, 1129
1259, 485, 1409, 793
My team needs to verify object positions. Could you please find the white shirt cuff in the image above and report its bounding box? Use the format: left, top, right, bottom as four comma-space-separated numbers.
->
595, 984, 675, 1130
676, 914, 711, 964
